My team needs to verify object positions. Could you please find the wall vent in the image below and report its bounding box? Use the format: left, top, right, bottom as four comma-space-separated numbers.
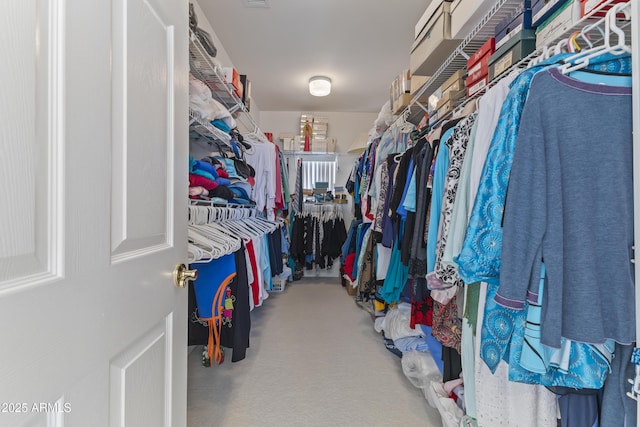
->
242, 0, 270, 8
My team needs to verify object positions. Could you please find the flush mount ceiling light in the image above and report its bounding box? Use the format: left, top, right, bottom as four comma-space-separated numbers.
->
309, 76, 331, 97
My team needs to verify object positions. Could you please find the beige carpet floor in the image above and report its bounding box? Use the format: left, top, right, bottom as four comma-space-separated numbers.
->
187, 278, 443, 427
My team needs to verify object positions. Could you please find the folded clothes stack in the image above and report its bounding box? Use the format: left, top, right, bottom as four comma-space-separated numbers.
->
188, 154, 255, 205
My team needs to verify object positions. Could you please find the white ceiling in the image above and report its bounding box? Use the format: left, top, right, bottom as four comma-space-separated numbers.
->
199, 0, 430, 113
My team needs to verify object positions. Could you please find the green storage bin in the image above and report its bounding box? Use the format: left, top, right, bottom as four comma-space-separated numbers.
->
488, 29, 537, 80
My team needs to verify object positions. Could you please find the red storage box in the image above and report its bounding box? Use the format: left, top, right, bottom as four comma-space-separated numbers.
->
465, 38, 494, 97
467, 37, 495, 71
467, 56, 489, 87
580, 0, 627, 17
222, 67, 242, 98
466, 76, 488, 98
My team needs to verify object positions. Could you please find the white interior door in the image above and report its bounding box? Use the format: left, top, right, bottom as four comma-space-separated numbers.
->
0, 0, 189, 426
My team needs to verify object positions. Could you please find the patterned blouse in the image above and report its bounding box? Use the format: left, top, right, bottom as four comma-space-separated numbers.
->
428, 113, 477, 289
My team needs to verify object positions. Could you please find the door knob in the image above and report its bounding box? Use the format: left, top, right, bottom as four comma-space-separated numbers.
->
173, 263, 198, 288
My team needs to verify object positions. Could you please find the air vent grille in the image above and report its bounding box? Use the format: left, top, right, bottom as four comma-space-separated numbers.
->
242, 0, 269, 8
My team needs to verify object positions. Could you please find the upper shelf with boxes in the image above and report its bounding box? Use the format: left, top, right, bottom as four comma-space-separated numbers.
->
189, 30, 267, 142
398, 0, 628, 128
408, 0, 525, 109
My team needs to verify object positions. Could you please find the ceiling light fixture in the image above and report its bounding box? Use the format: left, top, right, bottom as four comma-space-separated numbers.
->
309, 76, 331, 97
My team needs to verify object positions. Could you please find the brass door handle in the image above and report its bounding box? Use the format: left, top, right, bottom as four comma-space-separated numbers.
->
173, 263, 197, 288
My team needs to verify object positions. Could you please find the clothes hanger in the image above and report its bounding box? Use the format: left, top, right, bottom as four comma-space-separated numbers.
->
253, 216, 278, 233
219, 220, 254, 239
198, 223, 235, 252
188, 228, 217, 260
550, 37, 569, 57
189, 205, 206, 225
559, 3, 631, 75
528, 46, 547, 67
240, 218, 266, 237
187, 243, 198, 263
199, 222, 242, 251
189, 226, 226, 259
215, 225, 244, 253
224, 218, 251, 237
237, 216, 267, 236
568, 31, 582, 53
247, 217, 269, 234
399, 109, 415, 134
188, 242, 214, 263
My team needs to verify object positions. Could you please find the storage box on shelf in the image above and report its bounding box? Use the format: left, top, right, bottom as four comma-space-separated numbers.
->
410, 74, 431, 104
189, 30, 267, 142
442, 69, 466, 95
426, 69, 466, 125
535, 0, 581, 49
436, 89, 465, 119
532, 0, 572, 26
436, 87, 466, 111
414, 0, 446, 38
466, 37, 495, 96
580, 0, 627, 16
411, 75, 430, 93
222, 67, 243, 98
436, 99, 457, 118
467, 75, 489, 97
495, 1, 532, 49
311, 140, 326, 152
438, 69, 466, 108
311, 137, 336, 153
411, 1, 462, 76
407, 74, 431, 124
468, 37, 496, 71
312, 119, 329, 140
403, 0, 527, 123
450, 0, 501, 39
393, 93, 413, 115
390, 69, 411, 107
488, 28, 537, 80
390, 70, 414, 114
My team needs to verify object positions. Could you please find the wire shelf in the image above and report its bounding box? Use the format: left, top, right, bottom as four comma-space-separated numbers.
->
402, 0, 629, 121
445, 0, 632, 118
407, 0, 525, 112
189, 31, 268, 142
189, 108, 232, 144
